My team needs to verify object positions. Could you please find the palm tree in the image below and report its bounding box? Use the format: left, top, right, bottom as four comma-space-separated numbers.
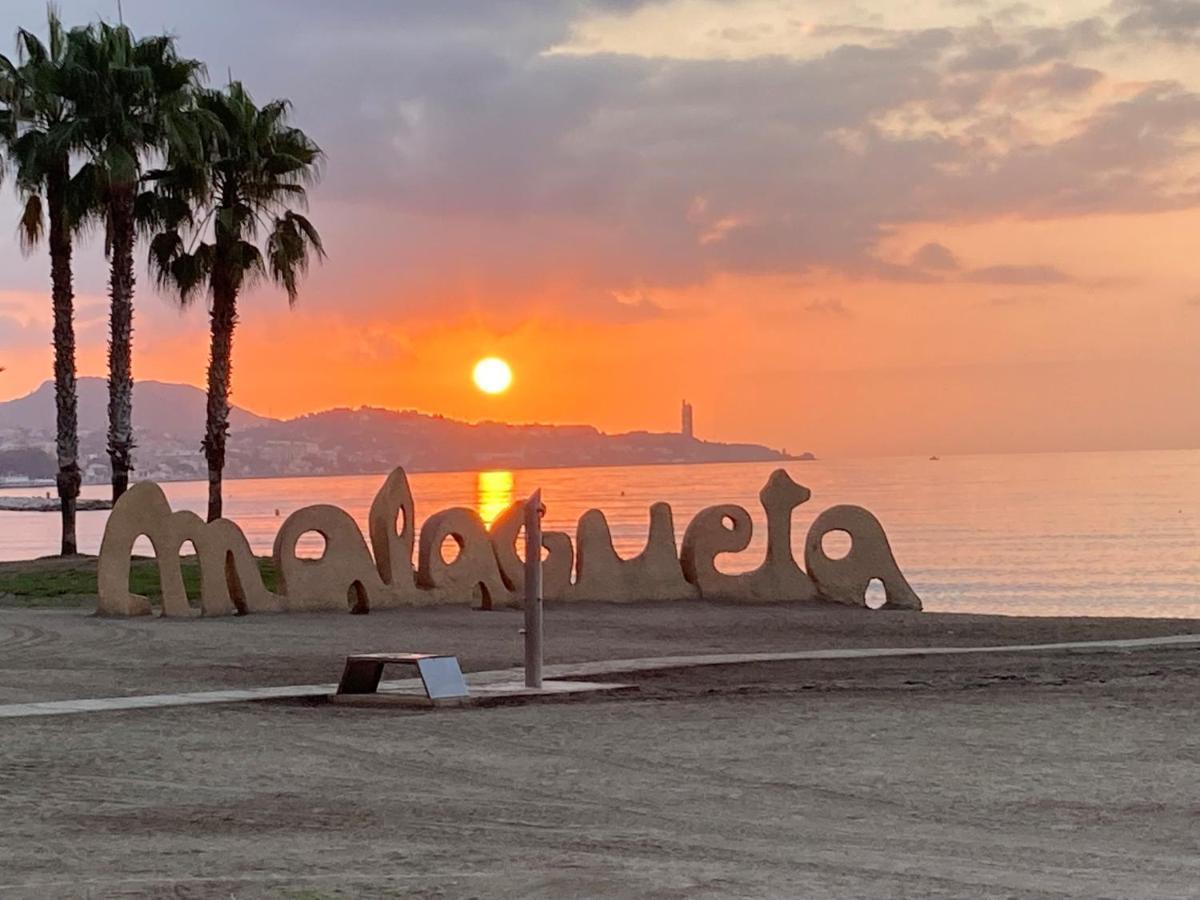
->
148, 82, 324, 521
65, 21, 204, 501
0, 10, 85, 555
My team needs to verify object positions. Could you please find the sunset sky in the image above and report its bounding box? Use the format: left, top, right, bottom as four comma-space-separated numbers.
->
1, 0, 1198, 457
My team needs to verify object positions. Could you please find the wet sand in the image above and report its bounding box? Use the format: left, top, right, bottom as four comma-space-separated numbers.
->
0, 603, 1197, 897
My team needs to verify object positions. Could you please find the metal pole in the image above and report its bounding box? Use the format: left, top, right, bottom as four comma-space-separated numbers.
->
523, 489, 543, 688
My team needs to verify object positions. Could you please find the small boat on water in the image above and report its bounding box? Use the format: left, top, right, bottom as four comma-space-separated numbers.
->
929, 455, 940, 461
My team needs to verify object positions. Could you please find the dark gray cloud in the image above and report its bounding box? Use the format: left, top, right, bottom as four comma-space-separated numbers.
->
966, 264, 1072, 284
949, 40, 1025, 73
912, 242, 961, 270
1116, 0, 1200, 43
919, 81, 1200, 223
0, 0, 1197, 322
1007, 61, 1104, 95
1020, 17, 1111, 61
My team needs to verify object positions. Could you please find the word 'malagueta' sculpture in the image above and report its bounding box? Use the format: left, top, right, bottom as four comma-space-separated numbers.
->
96, 467, 921, 616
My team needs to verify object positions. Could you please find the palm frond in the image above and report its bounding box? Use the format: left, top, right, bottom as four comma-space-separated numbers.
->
148, 228, 183, 282
16, 28, 48, 67
17, 192, 43, 253
266, 211, 324, 305
150, 233, 212, 307
146, 81, 324, 308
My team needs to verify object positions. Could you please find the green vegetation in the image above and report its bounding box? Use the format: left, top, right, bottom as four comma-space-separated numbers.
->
0, 554, 278, 609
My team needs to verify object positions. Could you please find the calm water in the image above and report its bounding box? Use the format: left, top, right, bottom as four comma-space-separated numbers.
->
2, 450, 1198, 617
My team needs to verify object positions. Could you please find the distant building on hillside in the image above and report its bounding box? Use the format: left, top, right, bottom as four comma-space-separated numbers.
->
681, 399, 695, 440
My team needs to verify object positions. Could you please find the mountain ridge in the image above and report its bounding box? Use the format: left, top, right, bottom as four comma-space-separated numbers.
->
0, 378, 273, 436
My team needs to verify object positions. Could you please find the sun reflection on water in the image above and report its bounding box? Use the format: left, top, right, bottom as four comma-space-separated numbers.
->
476, 470, 515, 527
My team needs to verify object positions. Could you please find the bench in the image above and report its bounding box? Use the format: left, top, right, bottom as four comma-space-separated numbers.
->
336, 653, 470, 704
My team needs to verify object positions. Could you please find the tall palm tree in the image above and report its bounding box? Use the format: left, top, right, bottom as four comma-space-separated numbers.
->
65, 21, 204, 501
148, 82, 324, 522
0, 10, 86, 555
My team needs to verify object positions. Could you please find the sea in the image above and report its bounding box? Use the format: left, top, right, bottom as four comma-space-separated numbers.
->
1, 449, 1197, 618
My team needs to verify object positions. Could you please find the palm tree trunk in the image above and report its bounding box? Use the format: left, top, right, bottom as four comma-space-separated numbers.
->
204, 282, 237, 522
46, 162, 80, 556
106, 188, 136, 501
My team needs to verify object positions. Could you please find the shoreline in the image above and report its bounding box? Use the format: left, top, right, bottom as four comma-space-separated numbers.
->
0, 497, 113, 512
3, 446, 1195, 497
0, 453, 817, 494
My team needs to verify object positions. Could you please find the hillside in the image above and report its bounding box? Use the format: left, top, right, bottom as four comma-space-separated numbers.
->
228, 406, 792, 476
0, 379, 276, 483
0, 379, 799, 482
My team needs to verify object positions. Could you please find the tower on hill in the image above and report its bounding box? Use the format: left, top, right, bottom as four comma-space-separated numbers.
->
681, 399, 695, 440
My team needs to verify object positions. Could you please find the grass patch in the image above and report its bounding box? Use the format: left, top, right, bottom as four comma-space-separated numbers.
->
0, 554, 278, 609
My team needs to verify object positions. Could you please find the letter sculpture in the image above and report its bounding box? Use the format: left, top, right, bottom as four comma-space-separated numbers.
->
96, 466, 922, 615
572, 503, 695, 602
681, 469, 818, 602
417, 507, 510, 608
273, 504, 386, 613
97, 482, 280, 617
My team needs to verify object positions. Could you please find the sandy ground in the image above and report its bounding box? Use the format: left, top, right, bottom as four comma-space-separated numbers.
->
0, 604, 1198, 898
0, 601, 1197, 703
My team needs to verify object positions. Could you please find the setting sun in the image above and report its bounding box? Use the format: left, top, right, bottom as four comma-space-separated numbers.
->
472, 357, 513, 395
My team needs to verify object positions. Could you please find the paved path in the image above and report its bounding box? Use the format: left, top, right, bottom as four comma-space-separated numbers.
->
5, 603, 1196, 706
2, 631, 1195, 719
